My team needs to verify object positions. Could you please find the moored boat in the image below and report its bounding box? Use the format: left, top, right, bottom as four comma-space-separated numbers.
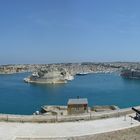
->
76, 72, 88, 76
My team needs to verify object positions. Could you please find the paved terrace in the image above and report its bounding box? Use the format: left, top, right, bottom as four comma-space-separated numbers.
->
0, 114, 140, 140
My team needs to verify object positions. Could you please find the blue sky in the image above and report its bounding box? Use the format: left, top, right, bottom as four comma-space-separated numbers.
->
0, 0, 140, 64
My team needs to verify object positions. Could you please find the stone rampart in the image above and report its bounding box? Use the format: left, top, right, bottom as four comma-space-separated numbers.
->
0, 106, 139, 123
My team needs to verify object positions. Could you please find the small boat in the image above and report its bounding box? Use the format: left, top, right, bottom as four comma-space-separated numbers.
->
76, 72, 88, 76
23, 77, 30, 83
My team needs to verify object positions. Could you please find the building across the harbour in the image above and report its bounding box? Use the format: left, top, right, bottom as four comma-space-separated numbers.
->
67, 98, 88, 115
121, 69, 140, 79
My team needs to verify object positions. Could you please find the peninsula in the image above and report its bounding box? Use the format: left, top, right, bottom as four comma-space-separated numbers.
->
1, 62, 140, 84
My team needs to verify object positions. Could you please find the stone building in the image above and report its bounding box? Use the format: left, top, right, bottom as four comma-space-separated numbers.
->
67, 98, 88, 115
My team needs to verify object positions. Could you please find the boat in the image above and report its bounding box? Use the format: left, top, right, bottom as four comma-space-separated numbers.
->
121, 69, 140, 79
76, 72, 88, 76
23, 77, 30, 83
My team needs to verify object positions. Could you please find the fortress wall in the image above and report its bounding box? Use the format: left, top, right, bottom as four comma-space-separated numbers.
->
0, 106, 139, 123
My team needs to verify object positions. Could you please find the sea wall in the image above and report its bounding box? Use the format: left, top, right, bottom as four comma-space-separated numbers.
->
0, 106, 139, 123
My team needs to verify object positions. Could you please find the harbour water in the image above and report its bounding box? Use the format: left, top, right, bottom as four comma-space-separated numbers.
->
0, 72, 140, 115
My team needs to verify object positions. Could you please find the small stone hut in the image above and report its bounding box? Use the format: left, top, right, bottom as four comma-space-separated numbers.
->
67, 98, 88, 115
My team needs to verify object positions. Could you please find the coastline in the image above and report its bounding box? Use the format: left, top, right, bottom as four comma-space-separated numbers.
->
27, 79, 67, 84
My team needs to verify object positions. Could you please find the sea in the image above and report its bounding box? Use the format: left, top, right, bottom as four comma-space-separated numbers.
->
0, 72, 140, 115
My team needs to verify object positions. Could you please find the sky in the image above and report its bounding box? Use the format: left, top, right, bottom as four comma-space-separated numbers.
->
0, 0, 140, 64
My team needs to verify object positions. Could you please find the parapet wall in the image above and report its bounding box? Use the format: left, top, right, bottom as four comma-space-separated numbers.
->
0, 106, 139, 123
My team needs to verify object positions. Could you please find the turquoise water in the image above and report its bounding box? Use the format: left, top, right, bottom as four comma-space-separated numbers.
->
0, 72, 140, 115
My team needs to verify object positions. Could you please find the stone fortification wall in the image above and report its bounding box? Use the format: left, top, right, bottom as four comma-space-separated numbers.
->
15, 125, 140, 140
0, 106, 139, 123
